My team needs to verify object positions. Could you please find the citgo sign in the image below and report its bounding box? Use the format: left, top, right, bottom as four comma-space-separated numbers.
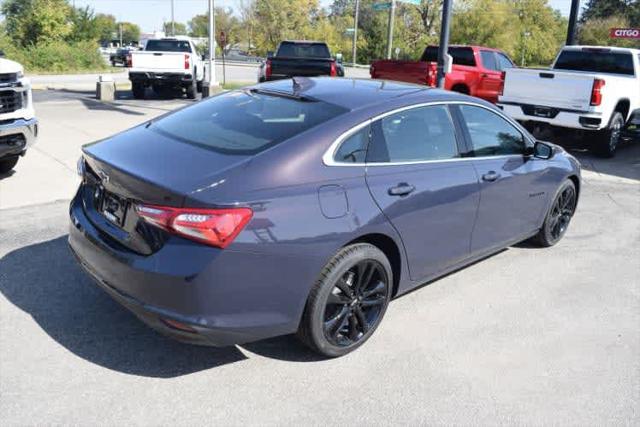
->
610, 28, 640, 39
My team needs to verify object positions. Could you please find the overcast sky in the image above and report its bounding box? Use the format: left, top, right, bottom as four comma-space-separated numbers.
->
72, 0, 575, 33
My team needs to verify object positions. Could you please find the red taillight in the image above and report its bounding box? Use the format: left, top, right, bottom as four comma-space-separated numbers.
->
330, 61, 337, 77
265, 59, 272, 79
126, 54, 132, 67
498, 71, 506, 96
590, 78, 605, 106
184, 54, 190, 70
135, 204, 253, 248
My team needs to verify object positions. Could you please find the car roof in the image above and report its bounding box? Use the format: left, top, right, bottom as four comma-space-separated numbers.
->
562, 45, 640, 54
252, 77, 475, 111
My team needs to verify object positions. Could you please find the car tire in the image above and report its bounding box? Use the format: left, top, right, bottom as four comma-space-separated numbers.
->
297, 243, 392, 358
531, 179, 577, 247
0, 156, 19, 174
132, 82, 145, 99
196, 80, 203, 93
186, 79, 197, 99
592, 111, 624, 158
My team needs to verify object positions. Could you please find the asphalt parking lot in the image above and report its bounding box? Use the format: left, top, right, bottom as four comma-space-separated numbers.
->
1, 90, 639, 424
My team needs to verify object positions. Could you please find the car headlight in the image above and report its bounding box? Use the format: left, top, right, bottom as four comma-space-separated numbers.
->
17, 70, 24, 79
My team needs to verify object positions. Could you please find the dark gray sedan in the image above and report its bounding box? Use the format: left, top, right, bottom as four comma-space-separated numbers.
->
69, 78, 581, 357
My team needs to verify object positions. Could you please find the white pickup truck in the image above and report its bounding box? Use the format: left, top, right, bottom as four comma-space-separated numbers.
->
0, 56, 37, 173
129, 36, 204, 99
498, 46, 639, 157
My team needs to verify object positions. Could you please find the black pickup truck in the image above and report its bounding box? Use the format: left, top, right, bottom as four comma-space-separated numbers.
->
258, 41, 344, 82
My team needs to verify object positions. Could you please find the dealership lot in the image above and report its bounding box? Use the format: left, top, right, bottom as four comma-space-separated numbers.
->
0, 90, 639, 424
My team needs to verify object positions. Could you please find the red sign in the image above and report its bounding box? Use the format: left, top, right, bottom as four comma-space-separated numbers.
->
610, 28, 640, 39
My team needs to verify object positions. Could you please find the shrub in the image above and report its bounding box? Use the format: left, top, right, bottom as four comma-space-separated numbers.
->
0, 37, 108, 73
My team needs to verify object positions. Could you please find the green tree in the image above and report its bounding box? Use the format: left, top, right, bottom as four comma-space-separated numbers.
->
512, 0, 567, 67
579, 15, 637, 47
580, 0, 632, 22
1, 0, 73, 46
117, 22, 141, 44
94, 14, 118, 43
69, 5, 98, 41
163, 21, 188, 36
189, 7, 243, 50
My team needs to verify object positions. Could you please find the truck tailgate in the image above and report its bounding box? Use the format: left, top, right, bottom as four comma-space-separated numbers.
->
131, 51, 188, 72
501, 68, 595, 111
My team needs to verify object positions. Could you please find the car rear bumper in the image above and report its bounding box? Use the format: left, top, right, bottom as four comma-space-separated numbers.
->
498, 103, 605, 131
129, 72, 193, 84
0, 118, 38, 159
68, 190, 314, 347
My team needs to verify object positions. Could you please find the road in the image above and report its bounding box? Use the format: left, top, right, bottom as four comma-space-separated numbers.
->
28, 63, 371, 90
0, 89, 639, 425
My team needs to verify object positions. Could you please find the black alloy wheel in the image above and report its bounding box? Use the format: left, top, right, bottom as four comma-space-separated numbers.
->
531, 179, 577, 247
298, 243, 392, 357
323, 260, 388, 347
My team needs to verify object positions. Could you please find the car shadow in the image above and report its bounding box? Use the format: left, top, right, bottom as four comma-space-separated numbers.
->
0, 168, 16, 180
0, 235, 325, 377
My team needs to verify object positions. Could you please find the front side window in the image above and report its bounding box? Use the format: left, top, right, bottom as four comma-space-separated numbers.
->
497, 53, 515, 71
458, 105, 526, 156
481, 51, 498, 71
334, 126, 370, 163
367, 105, 459, 163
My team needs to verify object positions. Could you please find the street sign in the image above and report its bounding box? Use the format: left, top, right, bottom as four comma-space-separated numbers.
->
373, 2, 392, 10
397, 0, 421, 4
610, 28, 640, 39
345, 28, 356, 34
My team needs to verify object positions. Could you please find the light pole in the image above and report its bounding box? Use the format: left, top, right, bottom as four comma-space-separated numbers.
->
436, 0, 453, 88
352, 0, 360, 65
203, 0, 219, 96
566, 0, 580, 45
521, 31, 530, 67
385, 0, 396, 59
170, 0, 175, 35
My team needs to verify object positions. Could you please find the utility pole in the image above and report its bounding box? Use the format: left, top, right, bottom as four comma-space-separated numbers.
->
170, 0, 175, 36
436, 0, 452, 88
119, 23, 123, 47
352, 0, 360, 65
566, 0, 580, 45
203, 0, 219, 96
386, 0, 396, 60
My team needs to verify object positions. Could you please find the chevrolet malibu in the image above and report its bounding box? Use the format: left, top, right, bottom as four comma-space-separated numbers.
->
69, 78, 581, 357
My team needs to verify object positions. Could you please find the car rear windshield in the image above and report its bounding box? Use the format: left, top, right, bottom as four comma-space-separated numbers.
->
150, 90, 347, 155
554, 50, 635, 75
421, 46, 476, 66
277, 42, 331, 58
145, 40, 191, 52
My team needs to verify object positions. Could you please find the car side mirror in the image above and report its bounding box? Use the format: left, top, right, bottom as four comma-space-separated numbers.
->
533, 141, 554, 159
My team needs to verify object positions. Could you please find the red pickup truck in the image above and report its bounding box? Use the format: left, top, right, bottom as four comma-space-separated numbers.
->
370, 45, 516, 103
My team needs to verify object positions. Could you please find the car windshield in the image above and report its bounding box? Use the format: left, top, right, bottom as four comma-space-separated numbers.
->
554, 50, 635, 75
145, 40, 191, 52
277, 42, 331, 58
150, 90, 347, 155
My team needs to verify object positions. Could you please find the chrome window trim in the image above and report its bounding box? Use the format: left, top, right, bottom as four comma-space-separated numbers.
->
322, 100, 532, 167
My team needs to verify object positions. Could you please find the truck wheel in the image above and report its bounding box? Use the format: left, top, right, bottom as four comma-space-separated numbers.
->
131, 82, 145, 99
186, 79, 197, 99
592, 112, 624, 158
196, 80, 203, 93
0, 156, 19, 174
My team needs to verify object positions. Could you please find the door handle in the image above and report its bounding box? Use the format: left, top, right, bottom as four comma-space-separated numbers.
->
388, 183, 416, 196
482, 171, 500, 182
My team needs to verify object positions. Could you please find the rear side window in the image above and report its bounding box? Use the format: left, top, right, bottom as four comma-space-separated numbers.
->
554, 50, 634, 75
145, 40, 191, 52
277, 42, 331, 58
421, 47, 476, 66
334, 126, 370, 163
458, 105, 526, 156
480, 51, 498, 71
368, 105, 459, 163
151, 91, 347, 155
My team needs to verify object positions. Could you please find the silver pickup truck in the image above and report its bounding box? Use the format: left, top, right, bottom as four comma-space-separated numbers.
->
0, 56, 38, 174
